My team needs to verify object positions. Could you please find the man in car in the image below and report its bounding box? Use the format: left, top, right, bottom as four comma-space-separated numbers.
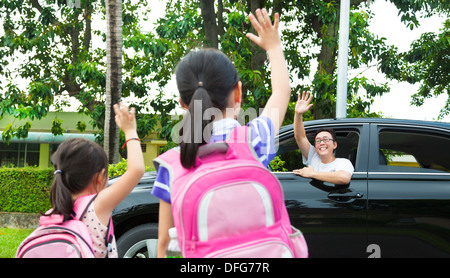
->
292, 91, 354, 185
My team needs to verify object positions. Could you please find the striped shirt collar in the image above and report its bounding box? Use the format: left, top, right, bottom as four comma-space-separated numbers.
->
211, 118, 241, 141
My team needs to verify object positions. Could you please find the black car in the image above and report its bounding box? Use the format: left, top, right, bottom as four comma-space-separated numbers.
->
111, 118, 450, 258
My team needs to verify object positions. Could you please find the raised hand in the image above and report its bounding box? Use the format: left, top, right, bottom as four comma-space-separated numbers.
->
246, 8, 281, 53
113, 102, 137, 134
246, 8, 290, 135
295, 91, 313, 115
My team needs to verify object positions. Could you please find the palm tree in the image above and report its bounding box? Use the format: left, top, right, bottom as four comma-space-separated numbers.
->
104, 0, 123, 164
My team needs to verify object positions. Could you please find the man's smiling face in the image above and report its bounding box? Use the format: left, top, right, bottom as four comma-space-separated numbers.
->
314, 131, 337, 158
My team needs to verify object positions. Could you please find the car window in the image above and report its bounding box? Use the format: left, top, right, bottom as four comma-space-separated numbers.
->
271, 129, 360, 172
381, 149, 420, 167
378, 129, 450, 173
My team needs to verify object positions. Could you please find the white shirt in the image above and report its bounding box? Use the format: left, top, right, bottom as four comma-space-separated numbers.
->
302, 144, 354, 175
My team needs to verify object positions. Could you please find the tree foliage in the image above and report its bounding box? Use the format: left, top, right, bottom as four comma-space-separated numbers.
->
0, 0, 448, 150
381, 19, 449, 119
0, 0, 177, 145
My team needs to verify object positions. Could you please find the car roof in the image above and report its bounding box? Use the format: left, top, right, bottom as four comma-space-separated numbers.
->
278, 117, 450, 135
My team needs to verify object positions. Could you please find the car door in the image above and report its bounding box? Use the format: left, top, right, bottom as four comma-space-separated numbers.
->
367, 123, 450, 258
274, 123, 370, 257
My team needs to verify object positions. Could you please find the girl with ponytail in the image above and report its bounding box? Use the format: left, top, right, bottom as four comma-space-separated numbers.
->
176, 48, 240, 169
152, 9, 291, 257
45, 103, 145, 257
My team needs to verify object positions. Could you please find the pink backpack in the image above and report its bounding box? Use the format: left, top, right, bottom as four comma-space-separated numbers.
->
155, 126, 308, 258
16, 194, 114, 258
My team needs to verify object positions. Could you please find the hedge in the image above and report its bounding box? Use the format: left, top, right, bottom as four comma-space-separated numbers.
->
0, 161, 154, 213
0, 167, 53, 214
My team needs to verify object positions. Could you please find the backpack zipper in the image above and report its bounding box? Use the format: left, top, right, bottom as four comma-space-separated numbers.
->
204, 237, 293, 258
21, 238, 82, 258
190, 235, 196, 252
42, 226, 95, 254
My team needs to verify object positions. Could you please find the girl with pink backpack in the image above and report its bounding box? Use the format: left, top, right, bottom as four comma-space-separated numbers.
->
152, 9, 308, 258
16, 103, 145, 258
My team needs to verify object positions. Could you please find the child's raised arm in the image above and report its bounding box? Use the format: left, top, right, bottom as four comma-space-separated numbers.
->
246, 8, 291, 135
95, 103, 145, 225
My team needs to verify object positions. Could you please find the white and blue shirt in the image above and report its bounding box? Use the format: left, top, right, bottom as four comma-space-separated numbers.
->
151, 116, 276, 203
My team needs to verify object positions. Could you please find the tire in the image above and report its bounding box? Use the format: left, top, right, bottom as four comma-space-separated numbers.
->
117, 223, 158, 258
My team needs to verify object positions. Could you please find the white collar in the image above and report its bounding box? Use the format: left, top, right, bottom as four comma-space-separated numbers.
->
212, 118, 241, 135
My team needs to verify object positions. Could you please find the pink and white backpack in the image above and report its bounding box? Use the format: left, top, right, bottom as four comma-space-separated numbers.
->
16, 194, 114, 258
154, 126, 308, 258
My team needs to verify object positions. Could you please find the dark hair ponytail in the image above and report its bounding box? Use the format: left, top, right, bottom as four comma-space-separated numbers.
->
48, 172, 75, 221
179, 87, 214, 169
45, 138, 108, 221
175, 48, 240, 169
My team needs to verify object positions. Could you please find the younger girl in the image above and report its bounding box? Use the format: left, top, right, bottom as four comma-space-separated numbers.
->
48, 103, 145, 258
152, 8, 291, 257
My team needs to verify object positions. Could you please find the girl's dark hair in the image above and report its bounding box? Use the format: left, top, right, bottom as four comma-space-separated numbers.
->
176, 48, 240, 169
46, 138, 108, 221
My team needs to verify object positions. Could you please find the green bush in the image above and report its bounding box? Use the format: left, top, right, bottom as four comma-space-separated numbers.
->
0, 160, 154, 213
108, 158, 128, 178
269, 155, 288, 172
0, 167, 53, 213
108, 158, 155, 178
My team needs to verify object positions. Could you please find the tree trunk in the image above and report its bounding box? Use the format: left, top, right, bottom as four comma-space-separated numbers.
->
311, 9, 339, 119
104, 0, 122, 164
200, 0, 218, 48
246, 0, 266, 109
217, 0, 225, 37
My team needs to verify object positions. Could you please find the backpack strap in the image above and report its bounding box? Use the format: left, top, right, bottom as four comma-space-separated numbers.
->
104, 217, 115, 258
226, 125, 248, 143
37, 194, 97, 226
74, 194, 115, 258
226, 125, 260, 162
192, 125, 261, 166
73, 194, 97, 220
154, 147, 190, 196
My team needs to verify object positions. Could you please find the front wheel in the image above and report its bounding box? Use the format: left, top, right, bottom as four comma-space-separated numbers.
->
117, 223, 158, 258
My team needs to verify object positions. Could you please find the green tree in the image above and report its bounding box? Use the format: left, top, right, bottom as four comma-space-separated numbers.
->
381, 19, 449, 120
177, 0, 449, 121
0, 0, 176, 147
375, 0, 449, 119
0, 0, 447, 154
152, 0, 392, 121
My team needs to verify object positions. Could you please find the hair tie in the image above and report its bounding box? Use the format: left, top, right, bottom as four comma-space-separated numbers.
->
54, 170, 62, 175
